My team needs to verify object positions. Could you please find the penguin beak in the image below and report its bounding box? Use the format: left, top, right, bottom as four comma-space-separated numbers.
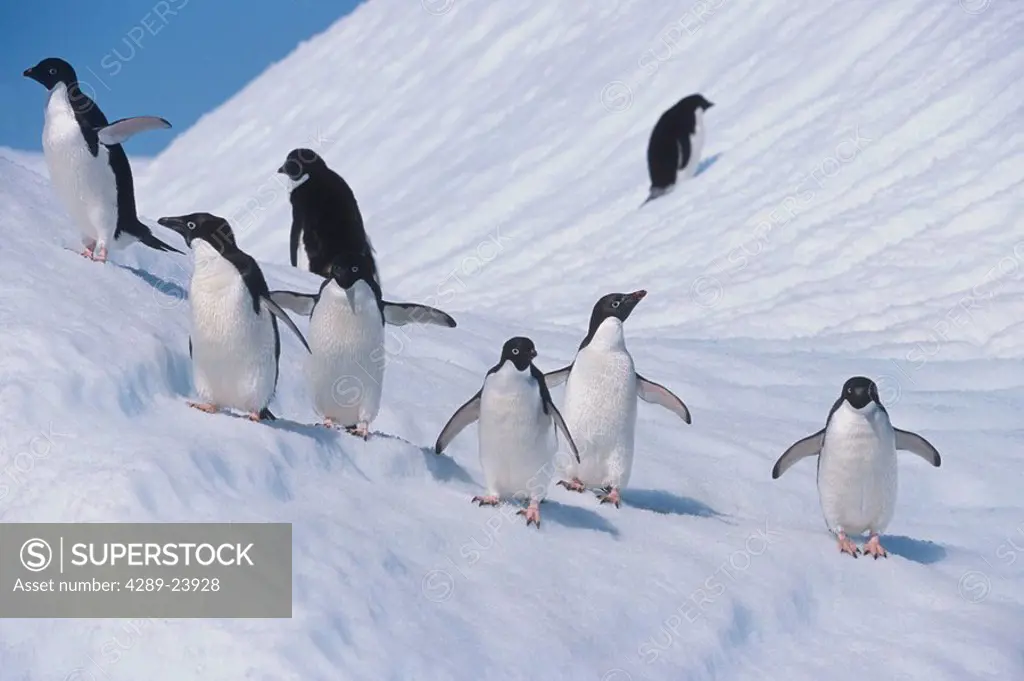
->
157, 216, 187, 237
23, 67, 33, 78
530, 348, 537, 359
706, 101, 715, 109
629, 290, 647, 302
276, 163, 287, 174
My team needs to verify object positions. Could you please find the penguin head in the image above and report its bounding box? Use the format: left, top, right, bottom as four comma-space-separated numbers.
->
157, 212, 237, 253
694, 93, 714, 110
841, 376, 880, 410
589, 290, 647, 329
500, 337, 537, 372
23, 57, 77, 90
278, 148, 326, 182
327, 249, 376, 290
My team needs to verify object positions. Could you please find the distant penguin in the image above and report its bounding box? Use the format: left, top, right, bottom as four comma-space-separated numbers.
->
642, 93, 714, 206
277, 148, 376, 283
544, 291, 692, 508
23, 57, 182, 262
434, 337, 580, 528
157, 212, 311, 422
771, 376, 942, 559
269, 249, 456, 439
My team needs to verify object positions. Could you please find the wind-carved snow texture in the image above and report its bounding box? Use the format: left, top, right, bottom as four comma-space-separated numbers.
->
2, 1, 1023, 680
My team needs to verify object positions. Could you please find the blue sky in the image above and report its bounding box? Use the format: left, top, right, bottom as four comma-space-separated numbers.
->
1, 0, 361, 156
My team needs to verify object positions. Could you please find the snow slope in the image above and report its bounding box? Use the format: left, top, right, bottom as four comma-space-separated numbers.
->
3, 1, 1023, 680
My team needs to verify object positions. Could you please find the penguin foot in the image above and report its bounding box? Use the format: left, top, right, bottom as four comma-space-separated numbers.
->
318, 418, 336, 429
471, 495, 500, 507
93, 245, 108, 262
80, 247, 94, 259
188, 401, 218, 414
836, 533, 861, 558
556, 478, 587, 493
863, 534, 888, 560
597, 487, 621, 508
345, 422, 370, 440
517, 502, 541, 529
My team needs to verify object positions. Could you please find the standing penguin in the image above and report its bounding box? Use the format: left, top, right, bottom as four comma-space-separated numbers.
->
268, 249, 457, 439
434, 337, 580, 528
23, 57, 182, 262
277, 148, 377, 283
544, 291, 692, 508
157, 212, 311, 422
771, 376, 942, 559
642, 93, 714, 206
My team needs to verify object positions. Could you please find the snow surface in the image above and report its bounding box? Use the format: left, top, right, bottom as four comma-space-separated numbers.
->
3, 0, 1023, 679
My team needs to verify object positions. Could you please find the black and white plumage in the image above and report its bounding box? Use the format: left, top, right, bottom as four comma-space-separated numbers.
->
277, 148, 377, 283
24, 57, 182, 262
771, 376, 942, 559
642, 93, 714, 206
434, 337, 580, 529
269, 249, 456, 439
157, 212, 310, 422
543, 291, 691, 508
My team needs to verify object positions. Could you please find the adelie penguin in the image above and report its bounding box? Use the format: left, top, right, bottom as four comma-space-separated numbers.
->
277, 148, 376, 283
23, 57, 182, 262
269, 249, 457, 439
772, 376, 942, 559
642, 93, 714, 207
434, 337, 580, 529
544, 291, 692, 508
157, 212, 311, 422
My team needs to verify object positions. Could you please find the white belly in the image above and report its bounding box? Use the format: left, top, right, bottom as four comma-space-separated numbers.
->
295, 231, 310, 271
42, 84, 120, 247
478, 365, 558, 500
188, 246, 279, 413
560, 335, 638, 489
816, 404, 898, 536
679, 109, 705, 178
307, 281, 385, 425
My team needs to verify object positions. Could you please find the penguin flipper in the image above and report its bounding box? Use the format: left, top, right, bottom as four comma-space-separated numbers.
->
771, 429, 825, 479
434, 390, 482, 455
96, 116, 171, 146
124, 220, 185, 254
543, 365, 572, 388
637, 373, 691, 424
895, 428, 941, 467
261, 296, 312, 353
382, 301, 457, 328
268, 290, 318, 316
547, 400, 580, 463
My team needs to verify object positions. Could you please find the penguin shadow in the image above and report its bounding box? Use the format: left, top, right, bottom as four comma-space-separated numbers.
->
694, 152, 722, 178
879, 535, 948, 565
622, 488, 724, 519
539, 499, 620, 537
414, 447, 476, 485
115, 263, 189, 302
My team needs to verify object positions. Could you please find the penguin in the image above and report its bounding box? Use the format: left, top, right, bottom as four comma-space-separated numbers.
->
771, 376, 942, 559
277, 148, 377, 283
23, 57, 182, 262
434, 337, 581, 528
268, 248, 457, 439
642, 93, 714, 206
543, 291, 692, 508
156, 211, 311, 422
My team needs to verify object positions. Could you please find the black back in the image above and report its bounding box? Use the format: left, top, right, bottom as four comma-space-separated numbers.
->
278, 148, 375, 279
24, 57, 144, 240
646, 93, 714, 190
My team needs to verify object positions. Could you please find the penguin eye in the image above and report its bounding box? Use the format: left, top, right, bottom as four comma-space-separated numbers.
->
186, 221, 196, 230
48, 68, 57, 75
611, 301, 621, 308
511, 348, 519, 355
350, 266, 359, 273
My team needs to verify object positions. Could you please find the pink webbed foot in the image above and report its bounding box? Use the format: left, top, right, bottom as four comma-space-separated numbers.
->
318, 417, 336, 429
863, 534, 888, 559
93, 245, 108, 262
597, 486, 621, 508
471, 495, 501, 507
556, 478, 587, 493
80, 247, 94, 259
517, 501, 541, 528
188, 401, 218, 414
346, 421, 370, 440
836, 532, 861, 558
